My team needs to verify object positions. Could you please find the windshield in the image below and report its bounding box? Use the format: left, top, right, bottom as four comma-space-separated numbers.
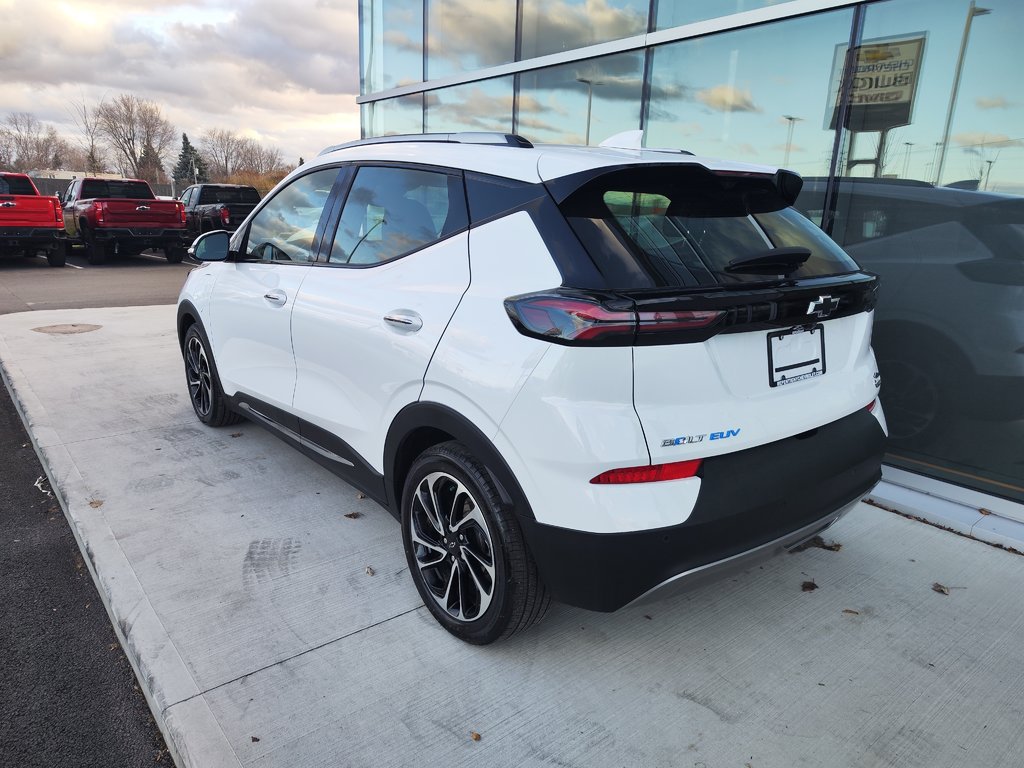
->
560, 166, 860, 289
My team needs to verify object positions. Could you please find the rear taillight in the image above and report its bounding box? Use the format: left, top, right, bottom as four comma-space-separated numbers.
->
95, 202, 106, 224
505, 292, 723, 347
591, 459, 702, 484
219, 207, 230, 226
178, 202, 187, 225
50, 198, 62, 226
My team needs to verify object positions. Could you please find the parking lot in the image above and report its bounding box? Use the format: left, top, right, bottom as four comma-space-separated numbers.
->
1, 296, 1023, 767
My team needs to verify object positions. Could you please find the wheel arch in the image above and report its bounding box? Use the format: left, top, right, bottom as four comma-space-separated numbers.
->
176, 300, 201, 352
384, 402, 536, 523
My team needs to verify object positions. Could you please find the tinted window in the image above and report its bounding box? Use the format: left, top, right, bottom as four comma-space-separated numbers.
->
80, 180, 154, 199
179, 187, 194, 206
244, 169, 339, 262
329, 166, 467, 265
560, 166, 859, 289
0, 175, 37, 195
199, 186, 261, 205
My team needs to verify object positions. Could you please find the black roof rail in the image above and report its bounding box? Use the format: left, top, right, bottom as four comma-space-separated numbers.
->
801, 176, 934, 188
319, 132, 534, 156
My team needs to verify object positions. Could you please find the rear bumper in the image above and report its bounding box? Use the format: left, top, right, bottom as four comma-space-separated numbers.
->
519, 408, 885, 612
91, 228, 189, 245
0, 227, 65, 248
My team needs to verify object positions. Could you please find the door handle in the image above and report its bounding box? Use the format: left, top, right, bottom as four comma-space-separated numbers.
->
263, 290, 287, 306
0, 201, 15, 207
384, 312, 423, 332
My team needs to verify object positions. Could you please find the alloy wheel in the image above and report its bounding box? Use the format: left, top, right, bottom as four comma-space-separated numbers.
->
185, 336, 213, 418
408, 470, 496, 622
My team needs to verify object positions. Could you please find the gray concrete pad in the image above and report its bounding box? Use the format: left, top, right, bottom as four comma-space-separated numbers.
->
2, 305, 1023, 768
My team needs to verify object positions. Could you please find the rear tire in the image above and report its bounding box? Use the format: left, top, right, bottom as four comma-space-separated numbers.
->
183, 324, 242, 427
47, 242, 66, 268
81, 226, 107, 265
401, 441, 549, 644
164, 245, 185, 264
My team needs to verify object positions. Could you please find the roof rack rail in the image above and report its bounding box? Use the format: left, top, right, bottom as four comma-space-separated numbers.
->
319, 132, 534, 156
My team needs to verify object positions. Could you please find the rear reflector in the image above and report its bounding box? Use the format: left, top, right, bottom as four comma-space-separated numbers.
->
866, 400, 876, 412
590, 459, 702, 484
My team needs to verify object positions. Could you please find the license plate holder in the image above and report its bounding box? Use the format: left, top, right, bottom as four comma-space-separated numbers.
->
768, 325, 826, 387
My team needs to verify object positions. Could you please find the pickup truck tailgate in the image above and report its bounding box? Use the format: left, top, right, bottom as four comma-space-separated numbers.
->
0, 195, 59, 228
101, 199, 182, 228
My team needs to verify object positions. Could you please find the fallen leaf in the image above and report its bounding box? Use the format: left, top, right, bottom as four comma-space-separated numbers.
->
344, 511, 361, 519
932, 582, 950, 595
356, 492, 366, 499
89, 499, 104, 508
842, 608, 860, 616
470, 732, 481, 742
801, 580, 819, 592
790, 536, 841, 553
251, 736, 260, 743
365, 566, 375, 576
230, 432, 242, 438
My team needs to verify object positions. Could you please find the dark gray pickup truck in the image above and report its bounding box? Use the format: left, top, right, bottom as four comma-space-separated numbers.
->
178, 184, 261, 238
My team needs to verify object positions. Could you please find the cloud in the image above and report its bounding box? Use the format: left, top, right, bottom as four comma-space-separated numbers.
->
695, 85, 761, 113
0, 0, 361, 163
952, 132, 1024, 150
975, 96, 1013, 110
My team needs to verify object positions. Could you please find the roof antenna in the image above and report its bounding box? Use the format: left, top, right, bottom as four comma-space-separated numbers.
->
598, 130, 644, 150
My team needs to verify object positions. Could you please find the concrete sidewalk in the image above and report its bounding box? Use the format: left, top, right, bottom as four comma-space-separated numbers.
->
2, 305, 1023, 768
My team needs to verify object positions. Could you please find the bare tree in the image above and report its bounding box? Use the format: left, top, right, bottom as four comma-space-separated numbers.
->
235, 137, 286, 176
2, 112, 73, 171
200, 128, 242, 181
0, 126, 14, 169
68, 97, 109, 174
95, 94, 175, 179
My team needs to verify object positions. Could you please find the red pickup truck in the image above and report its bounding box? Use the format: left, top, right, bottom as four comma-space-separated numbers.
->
61, 177, 190, 264
0, 172, 67, 267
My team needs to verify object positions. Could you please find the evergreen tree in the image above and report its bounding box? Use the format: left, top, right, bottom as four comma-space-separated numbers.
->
172, 133, 208, 187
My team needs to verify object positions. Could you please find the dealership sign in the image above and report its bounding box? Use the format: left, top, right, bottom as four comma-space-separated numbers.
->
827, 34, 926, 132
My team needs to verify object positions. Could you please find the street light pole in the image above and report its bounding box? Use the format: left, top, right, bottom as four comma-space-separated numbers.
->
783, 115, 802, 167
903, 141, 914, 178
934, 1, 991, 185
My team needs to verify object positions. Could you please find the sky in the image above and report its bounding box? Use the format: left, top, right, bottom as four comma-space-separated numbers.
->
0, 0, 362, 166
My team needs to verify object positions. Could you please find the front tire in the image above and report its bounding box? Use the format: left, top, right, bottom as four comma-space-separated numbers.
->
401, 442, 549, 644
183, 324, 242, 427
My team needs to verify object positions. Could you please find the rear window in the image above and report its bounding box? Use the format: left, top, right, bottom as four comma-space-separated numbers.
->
0, 174, 37, 195
81, 180, 154, 200
560, 166, 860, 289
198, 186, 261, 205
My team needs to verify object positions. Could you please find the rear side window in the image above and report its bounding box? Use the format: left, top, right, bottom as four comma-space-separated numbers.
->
80, 180, 154, 200
0, 175, 38, 195
560, 166, 859, 289
328, 166, 467, 265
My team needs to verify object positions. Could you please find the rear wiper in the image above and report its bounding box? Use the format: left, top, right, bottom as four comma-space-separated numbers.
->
724, 246, 811, 275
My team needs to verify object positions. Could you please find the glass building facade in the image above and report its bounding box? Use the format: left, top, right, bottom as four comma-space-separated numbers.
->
359, 0, 1024, 514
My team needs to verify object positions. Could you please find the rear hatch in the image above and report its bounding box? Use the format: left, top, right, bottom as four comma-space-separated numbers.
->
544, 163, 881, 462
81, 179, 183, 229
0, 174, 60, 229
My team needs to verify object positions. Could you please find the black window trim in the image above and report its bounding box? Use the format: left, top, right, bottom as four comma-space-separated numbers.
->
311, 160, 471, 270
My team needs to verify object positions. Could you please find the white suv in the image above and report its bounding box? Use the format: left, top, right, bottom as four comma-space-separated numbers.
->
177, 133, 887, 644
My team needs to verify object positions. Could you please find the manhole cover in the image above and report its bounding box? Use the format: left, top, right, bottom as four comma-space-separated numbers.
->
31, 324, 103, 335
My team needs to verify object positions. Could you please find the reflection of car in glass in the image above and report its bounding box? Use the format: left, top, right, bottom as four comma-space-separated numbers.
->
797, 179, 1024, 445
178, 134, 886, 644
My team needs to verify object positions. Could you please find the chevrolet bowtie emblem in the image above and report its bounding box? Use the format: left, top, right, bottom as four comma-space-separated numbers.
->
807, 295, 840, 318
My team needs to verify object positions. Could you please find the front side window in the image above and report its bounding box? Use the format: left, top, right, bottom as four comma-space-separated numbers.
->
329, 166, 467, 265
244, 169, 339, 262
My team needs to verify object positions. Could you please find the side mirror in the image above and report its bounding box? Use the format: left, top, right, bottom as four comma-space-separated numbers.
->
190, 230, 231, 262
